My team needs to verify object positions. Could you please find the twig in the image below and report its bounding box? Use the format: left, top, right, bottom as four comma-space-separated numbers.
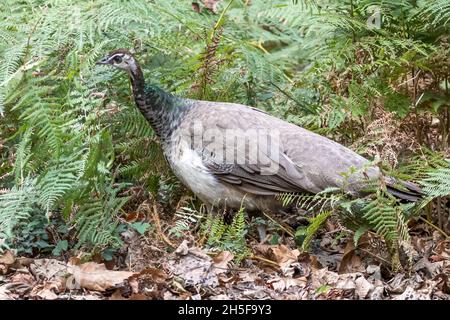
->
437, 196, 443, 230
419, 216, 450, 239
151, 205, 176, 248
358, 248, 391, 266
262, 211, 295, 237
249, 254, 280, 269
396, 69, 421, 88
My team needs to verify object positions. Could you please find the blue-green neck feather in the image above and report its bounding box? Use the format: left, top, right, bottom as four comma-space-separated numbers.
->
129, 67, 188, 142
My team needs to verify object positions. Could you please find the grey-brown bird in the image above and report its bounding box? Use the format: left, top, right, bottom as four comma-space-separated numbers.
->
97, 49, 422, 215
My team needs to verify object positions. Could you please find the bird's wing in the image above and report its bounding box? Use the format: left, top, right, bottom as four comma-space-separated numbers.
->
199, 143, 314, 195
179, 100, 380, 196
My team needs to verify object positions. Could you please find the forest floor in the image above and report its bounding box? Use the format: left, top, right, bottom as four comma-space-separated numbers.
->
1, 200, 449, 300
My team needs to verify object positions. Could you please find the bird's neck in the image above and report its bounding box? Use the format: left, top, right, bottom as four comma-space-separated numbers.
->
128, 65, 183, 142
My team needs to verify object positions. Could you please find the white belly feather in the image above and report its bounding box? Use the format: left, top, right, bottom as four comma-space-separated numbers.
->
167, 139, 258, 210
170, 139, 219, 201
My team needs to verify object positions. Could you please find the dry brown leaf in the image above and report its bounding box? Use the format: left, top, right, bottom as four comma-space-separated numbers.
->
241, 287, 272, 299
68, 262, 135, 292
68, 256, 81, 266
429, 254, 445, 262
393, 286, 431, 300
0, 250, 14, 265
434, 273, 450, 294
30, 259, 68, 281
433, 240, 450, 261
306, 256, 323, 275
0, 250, 15, 274
355, 276, 374, 299
164, 290, 182, 300
255, 244, 300, 275
129, 293, 149, 300
311, 267, 368, 296
124, 211, 146, 223
29, 278, 65, 300
109, 288, 151, 300
137, 267, 168, 283
174, 240, 189, 256
267, 277, 307, 292
269, 245, 300, 264
335, 277, 356, 290
0, 285, 13, 300
109, 289, 127, 300
203, 0, 221, 13
129, 267, 169, 294
129, 277, 139, 294
191, 2, 201, 13
68, 293, 103, 300
7, 271, 36, 296
338, 241, 364, 274
237, 270, 260, 283
167, 246, 233, 287
15, 257, 33, 267
167, 251, 214, 286
192, 0, 222, 14
9, 271, 35, 286
209, 294, 231, 300
370, 286, 385, 300
213, 251, 234, 271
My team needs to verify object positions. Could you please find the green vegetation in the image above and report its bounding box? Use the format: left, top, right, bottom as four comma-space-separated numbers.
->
0, 0, 448, 265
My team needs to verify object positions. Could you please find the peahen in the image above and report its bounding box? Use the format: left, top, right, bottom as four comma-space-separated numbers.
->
97, 49, 423, 216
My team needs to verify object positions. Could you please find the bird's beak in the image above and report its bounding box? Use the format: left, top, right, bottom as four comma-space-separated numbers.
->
96, 57, 109, 65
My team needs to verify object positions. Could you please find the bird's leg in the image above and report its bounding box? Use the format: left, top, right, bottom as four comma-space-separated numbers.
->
247, 211, 269, 243
224, 209, 268, 243
221, 208, 236, 225
205, 203, 236, 224
208, 205, 269, 243
278, 205, 310, 229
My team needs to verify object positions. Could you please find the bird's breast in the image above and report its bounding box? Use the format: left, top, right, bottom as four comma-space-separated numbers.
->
166, 136, 260, 211
167, 138, 222, 202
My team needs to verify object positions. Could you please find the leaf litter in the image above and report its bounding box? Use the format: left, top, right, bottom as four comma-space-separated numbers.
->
1, 214, 450, 300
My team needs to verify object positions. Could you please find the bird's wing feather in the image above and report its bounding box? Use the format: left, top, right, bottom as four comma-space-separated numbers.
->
200, 146, 312, 195
178, 100, 381, 196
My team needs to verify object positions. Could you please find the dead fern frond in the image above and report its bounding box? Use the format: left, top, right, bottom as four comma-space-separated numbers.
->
354, 108, 420, 168
191, 27, 225, 99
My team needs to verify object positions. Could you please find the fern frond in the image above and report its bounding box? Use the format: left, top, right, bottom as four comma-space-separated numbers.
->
420, 160, 450, 198
299, 210, 332, 250
74, 181, 129, 249
170, 206, 203, 237
0, 177, 37, 242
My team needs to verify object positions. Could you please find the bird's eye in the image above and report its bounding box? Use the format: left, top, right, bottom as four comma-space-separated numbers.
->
113, 56, 123, 63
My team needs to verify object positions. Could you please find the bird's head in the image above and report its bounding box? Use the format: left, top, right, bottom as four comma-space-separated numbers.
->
96, 49, 138, 74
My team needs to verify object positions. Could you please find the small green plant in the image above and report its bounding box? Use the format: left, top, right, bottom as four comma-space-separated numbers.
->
74, 181, 130, 250
278, 181, 414, 268
129, 222, 151, 235
203, 207, 250, 262
420, 159, 450, 199
295, 210, 332, 251
169, 206, 204, 238
4, 210, 70, 256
